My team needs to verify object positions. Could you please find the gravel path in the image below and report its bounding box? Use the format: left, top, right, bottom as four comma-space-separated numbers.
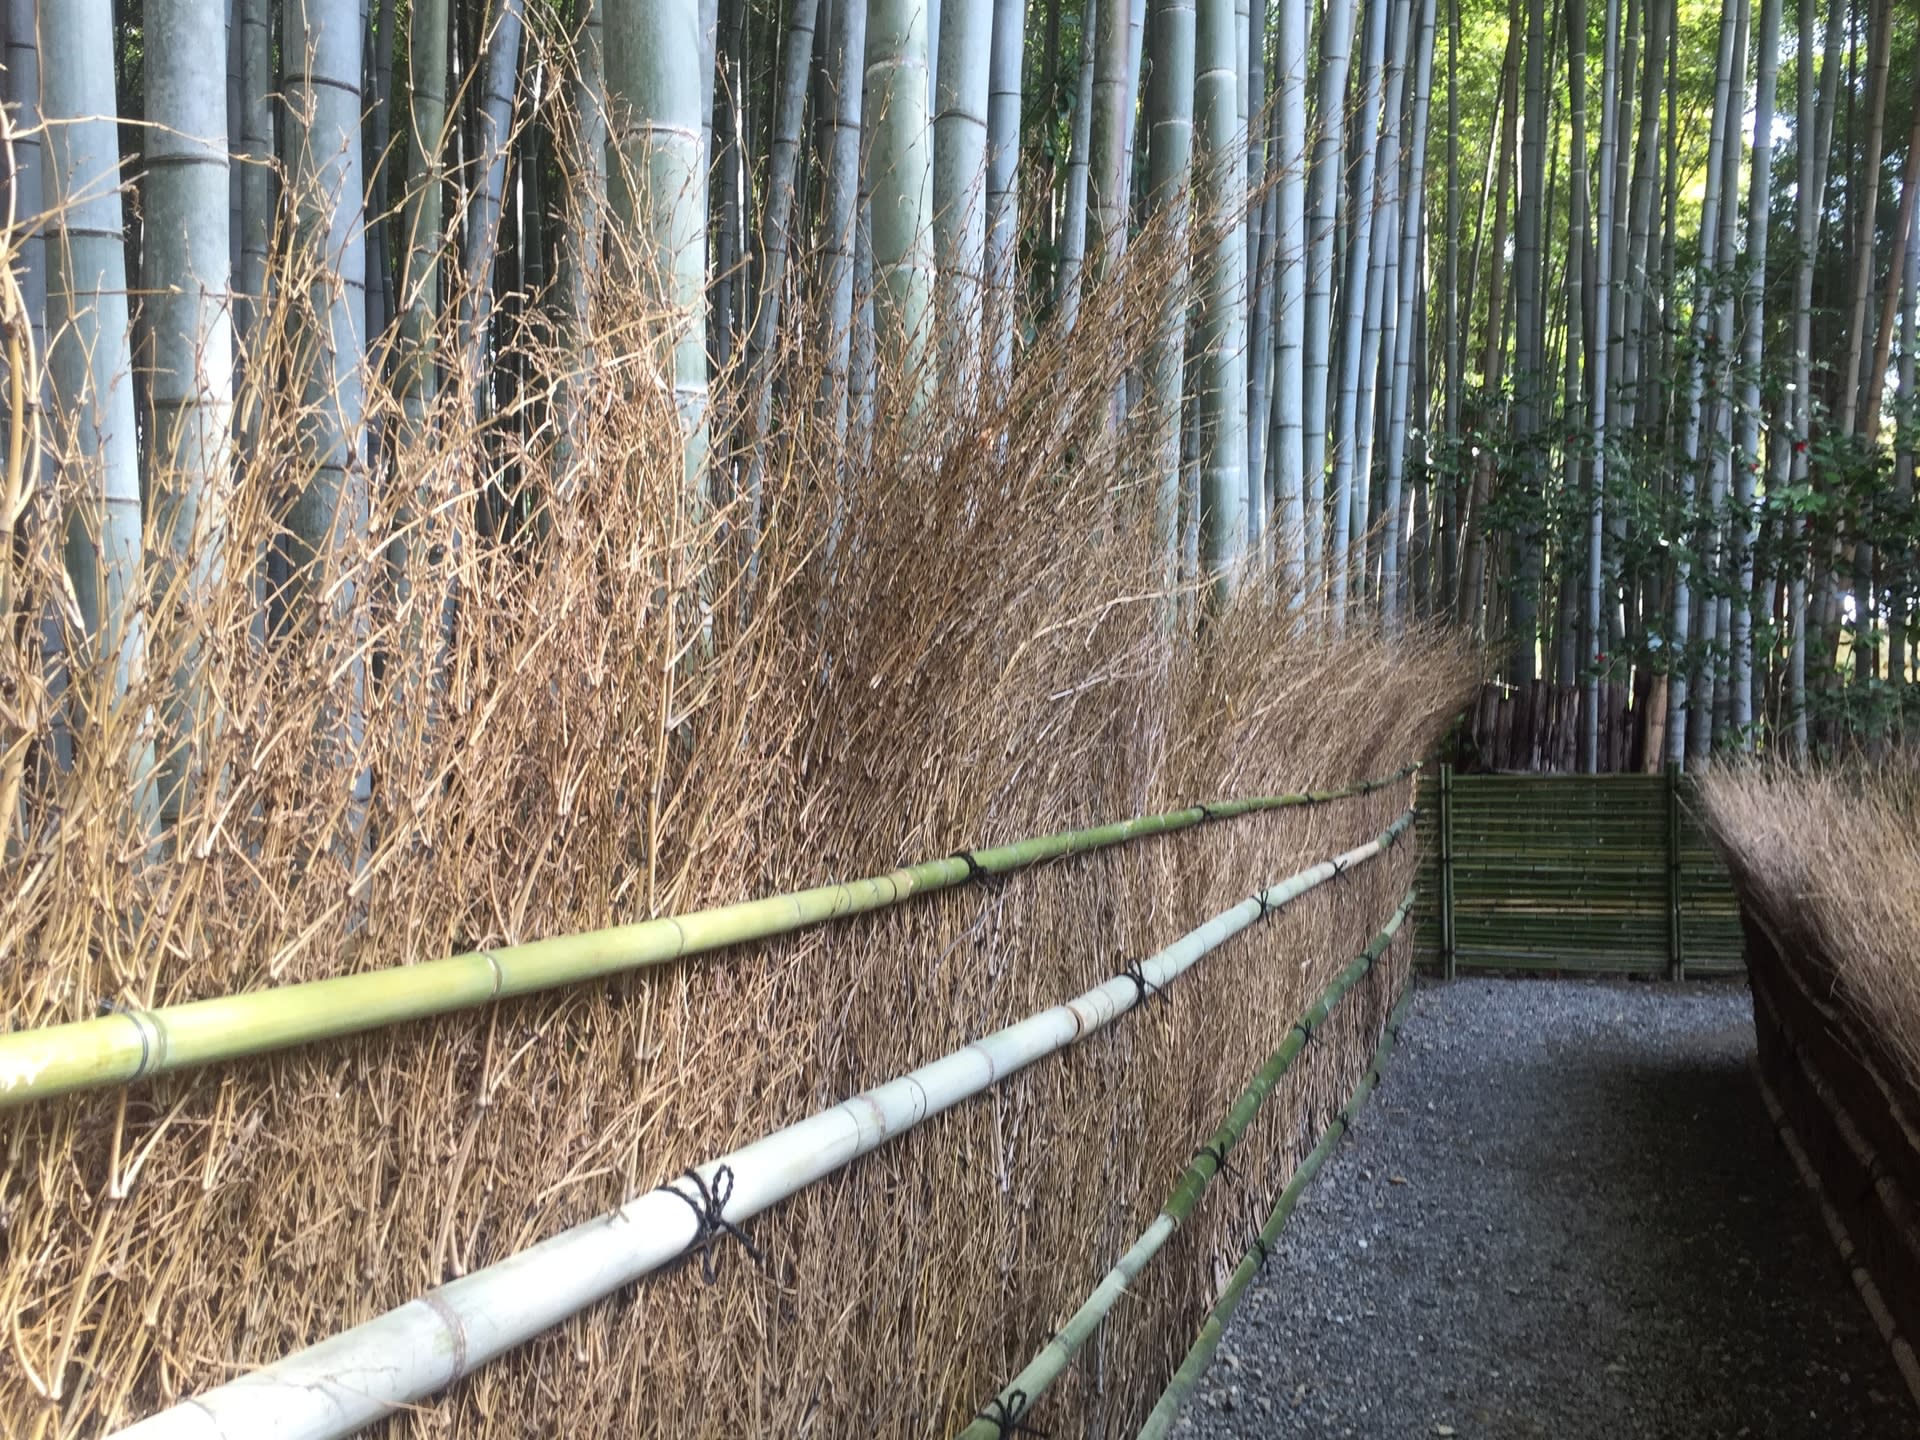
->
1171, 977, 1916, 1440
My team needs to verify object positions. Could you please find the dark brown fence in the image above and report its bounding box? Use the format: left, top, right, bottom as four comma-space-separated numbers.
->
1743, 914, 1920, 1393
1417, 768, 1744, 976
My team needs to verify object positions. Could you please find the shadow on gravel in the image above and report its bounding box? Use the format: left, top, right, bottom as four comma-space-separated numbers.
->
1170, 978, 1916, 1440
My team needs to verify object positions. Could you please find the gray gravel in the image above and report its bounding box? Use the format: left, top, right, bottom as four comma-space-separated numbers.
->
1172, 977, 1917, 1440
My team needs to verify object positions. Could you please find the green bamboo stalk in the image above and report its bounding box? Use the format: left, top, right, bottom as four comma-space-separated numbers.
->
1137, 982, 1420, 1439
0, 766, 1418, 1107
954, 890, 1417, 1440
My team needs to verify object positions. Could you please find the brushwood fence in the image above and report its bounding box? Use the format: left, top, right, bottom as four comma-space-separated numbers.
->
1417, 768, 1744, 977
1739, 908, 1920, 1400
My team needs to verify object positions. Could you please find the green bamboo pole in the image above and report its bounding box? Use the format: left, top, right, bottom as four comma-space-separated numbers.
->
1666, 763, 1683, 981
1440, 763, 1457, 979
1136, 982, 1420, 1439
0, 765, 1419, 1106
954, 890, 1417, 1440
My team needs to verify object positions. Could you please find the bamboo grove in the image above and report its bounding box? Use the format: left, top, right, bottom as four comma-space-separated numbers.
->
0, 0, 1914, 858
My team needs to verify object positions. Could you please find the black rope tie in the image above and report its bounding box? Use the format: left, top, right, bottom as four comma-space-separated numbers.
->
1859, 1155, 1890, 1202
976, 1389, 1049, 1438
950, 849, 1007, 894
1331, 857, 1353, 882
1122, 959, 1168, 1010
950, 850, 987, 882
1290, 1018, 1318, 1048
656, 1165, 763, 1285
1248, 1232, 1273, 1270
1195, 803, 1220, 822
1251, 891, 1279, 919
1192, 1142, 1238, 1183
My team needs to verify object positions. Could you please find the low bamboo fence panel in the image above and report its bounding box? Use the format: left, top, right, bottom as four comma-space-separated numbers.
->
1416, 769, 1743, 976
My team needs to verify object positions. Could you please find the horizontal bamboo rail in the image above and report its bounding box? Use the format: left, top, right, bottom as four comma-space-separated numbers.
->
953, 890, 1416, 1440
0, 763, 1416, 1108
1136, 981, 1419, 1439
113, 810, 1416, 1440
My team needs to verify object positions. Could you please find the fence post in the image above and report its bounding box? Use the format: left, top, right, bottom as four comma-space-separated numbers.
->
1666, 763, 1684, 981
1440, 764, 1457, 980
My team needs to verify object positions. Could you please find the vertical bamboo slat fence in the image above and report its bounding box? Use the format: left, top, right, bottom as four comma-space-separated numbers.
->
1417, 767, 1743, 976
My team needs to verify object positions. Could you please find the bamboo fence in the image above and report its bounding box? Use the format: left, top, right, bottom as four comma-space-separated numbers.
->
1419, 767, 1743, 976
954, 888, 1417, 1440
1136, 980, 1420, 1437
114, 814, 1415, 1439
0, 766, 1413, 1108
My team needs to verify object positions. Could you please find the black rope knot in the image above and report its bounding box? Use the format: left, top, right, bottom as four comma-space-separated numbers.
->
1248, 1232, 1273, 1270
977, 1389, 1049, 1438
1859, 1154, 1890, 1202
950, 848, 1008, 893
1195, 802, 1220, 822
1290, 1018, 1318, 1048
1192, 1142, 1237, 1183
1251, 890, 1280, 919
1330, 857, 1353, 882
1122, 959, 1168, 1010
656, 1165, 763, 1285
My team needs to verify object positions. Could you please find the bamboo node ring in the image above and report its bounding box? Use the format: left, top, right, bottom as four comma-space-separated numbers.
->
479, 950, 506, 999
99, 1000, 166, 1081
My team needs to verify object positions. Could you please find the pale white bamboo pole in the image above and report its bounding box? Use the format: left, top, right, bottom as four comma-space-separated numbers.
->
1380, 0, 1434, 630
458, 0, 527, 393
114, 813, 1415, 1440
984, 0, 1026, 388
1665, 0, 1739, 767
816, 0, 866, 442
1145, 0, 1198, 594
1584, 0, 1622, 774
933, 0, 991, 387
1687, 0, 1747, 768
1786, 0, 1844, 757
1329, 0, 1390, 633
744, 0, 823, 499
866, 0, 936, 400
608, 0, 712, 487
1350, 0, 1410, 605
1055, 13, 1097, 330
1272, 0, 1308, 607
1196, 0, 1251, 599
1728, 0, 1779, 747
1090, 0, 1133, 276
144, 0, 235, 825
1302, 0, 1357, 611
44, 0, 159, 824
